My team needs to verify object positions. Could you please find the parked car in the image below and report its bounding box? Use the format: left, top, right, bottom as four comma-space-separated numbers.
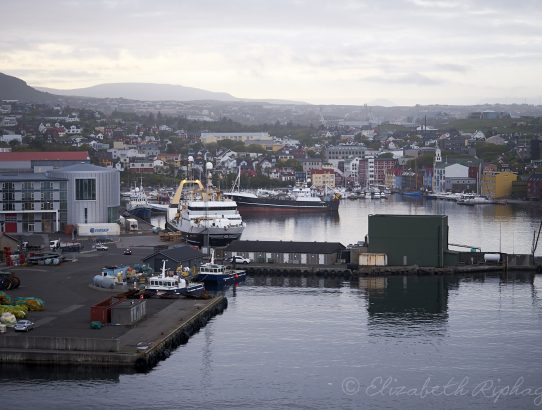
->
95, 237, 114, 244
229, 255, 251, 264
123, 248, 132, 255
96, 244, 109, 251
14, 320, 34, 332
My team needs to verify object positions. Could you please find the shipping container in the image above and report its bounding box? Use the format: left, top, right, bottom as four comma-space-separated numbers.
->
76, 223, 120, 237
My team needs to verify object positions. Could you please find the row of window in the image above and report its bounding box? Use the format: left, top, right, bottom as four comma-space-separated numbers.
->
1, 182, 61, 191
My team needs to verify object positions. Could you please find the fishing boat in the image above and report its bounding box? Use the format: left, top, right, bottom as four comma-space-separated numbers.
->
194, 249, 247, 287
125, 180, 152, 219
166, 161, 245, 246
144, 260, 205, 298
225, 168, 340, 213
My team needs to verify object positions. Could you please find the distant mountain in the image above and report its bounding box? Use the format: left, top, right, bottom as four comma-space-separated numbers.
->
0, 72, 58, 103
36, 82, 309, 105
37, 82, 239, 102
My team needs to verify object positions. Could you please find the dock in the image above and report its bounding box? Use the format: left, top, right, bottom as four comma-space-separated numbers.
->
0, 296, 227, 372
0, 243, 227, 372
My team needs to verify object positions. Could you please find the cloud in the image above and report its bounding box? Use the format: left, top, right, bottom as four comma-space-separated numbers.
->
361, 72, 446, 86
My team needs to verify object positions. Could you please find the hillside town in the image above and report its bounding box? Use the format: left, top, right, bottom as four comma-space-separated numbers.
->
2, 98, 542, 217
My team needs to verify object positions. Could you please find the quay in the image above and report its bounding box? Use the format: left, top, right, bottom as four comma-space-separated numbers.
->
0, 237, 228, 372
243, 261, 539, 279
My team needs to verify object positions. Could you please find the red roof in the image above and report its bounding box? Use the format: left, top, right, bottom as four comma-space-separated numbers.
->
0, 151, 89, 161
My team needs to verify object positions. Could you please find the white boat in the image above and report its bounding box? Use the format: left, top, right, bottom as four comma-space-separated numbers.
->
166, 162, 245, 246
457, 194, 494, 205
145, 260, 205, 298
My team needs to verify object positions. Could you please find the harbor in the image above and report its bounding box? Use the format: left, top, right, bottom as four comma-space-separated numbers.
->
0, 242, 230, 371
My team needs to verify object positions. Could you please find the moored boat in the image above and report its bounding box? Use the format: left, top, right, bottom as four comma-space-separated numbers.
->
226, 168, 340, 213
166, 161, 245, 246
144, 260, 205, 298
195, 249, 247, 287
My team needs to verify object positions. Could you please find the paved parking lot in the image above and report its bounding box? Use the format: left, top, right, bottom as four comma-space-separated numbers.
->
2, 236, 195, 344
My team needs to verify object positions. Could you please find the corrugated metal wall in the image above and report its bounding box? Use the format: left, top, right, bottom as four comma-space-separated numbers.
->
50, 169, 119, 225
367, 215, 448, 267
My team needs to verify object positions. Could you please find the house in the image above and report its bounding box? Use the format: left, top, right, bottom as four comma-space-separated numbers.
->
142, 245, 204, 273
223, 240, 346, 265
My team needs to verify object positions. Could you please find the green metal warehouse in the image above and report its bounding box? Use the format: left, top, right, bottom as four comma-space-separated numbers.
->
367, 214, 451, 267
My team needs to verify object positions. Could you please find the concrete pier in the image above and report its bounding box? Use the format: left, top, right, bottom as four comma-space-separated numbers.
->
0, 242, 227, 372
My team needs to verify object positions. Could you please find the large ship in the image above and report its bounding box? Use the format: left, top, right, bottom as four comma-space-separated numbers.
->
225, 170, 340, 213
166, 162, 245, 246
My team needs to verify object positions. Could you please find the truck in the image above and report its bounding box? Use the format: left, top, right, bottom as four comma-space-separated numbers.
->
49, 240, 82, 252
76, 223, 121, 237
27, 252, 65, 265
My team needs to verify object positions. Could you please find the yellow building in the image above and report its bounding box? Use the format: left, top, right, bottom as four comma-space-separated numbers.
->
311, 170, 336, 188
481, 171, 517, 198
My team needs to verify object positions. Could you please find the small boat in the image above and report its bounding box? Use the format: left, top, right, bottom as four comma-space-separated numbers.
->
145, 261, 205, 298
195, 249, 247, 287
457, 194, 494, 205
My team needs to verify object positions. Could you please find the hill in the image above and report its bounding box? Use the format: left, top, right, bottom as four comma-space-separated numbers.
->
0, 72, 58, 103
36, 82, 240, 102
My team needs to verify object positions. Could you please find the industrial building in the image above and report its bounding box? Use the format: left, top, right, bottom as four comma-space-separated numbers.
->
49, 163, 120, 226
0, 151, 89, 172
0, 159, 120, 234
142, 245, 204, 273
224, 240, 346, 265
0, 173, 68, 233
367, 214, 454, 267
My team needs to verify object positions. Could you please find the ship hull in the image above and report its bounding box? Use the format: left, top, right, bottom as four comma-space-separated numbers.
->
227, 194, 340, 213
166, 220, 243, 246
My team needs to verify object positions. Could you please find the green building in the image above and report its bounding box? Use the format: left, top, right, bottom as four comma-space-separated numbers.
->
367, 214, 452, 267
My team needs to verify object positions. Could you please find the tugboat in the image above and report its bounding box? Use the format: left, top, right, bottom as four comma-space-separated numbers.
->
195, 249, 247, 288
145, 260, 205, 298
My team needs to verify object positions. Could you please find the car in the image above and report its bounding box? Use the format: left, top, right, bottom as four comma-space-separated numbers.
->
123, 248, 132, 255
229, 255, 251, 264
14, 320, 34, 332
96, 244, 109, 251
95, 237, 114, 244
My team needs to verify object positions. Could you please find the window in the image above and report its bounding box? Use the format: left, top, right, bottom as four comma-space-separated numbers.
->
41, 181, 53, 191
75, 179, 96, 200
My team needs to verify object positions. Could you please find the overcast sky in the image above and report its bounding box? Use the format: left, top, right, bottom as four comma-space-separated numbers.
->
2, 0, 542, 105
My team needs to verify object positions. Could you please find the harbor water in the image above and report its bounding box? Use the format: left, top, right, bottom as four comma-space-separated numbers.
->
1, 274, 542, 409
152, 195, 542, 256
2, 196, 542, 409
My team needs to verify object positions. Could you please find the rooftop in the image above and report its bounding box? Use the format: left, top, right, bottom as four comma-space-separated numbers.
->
0, 151, 90, 161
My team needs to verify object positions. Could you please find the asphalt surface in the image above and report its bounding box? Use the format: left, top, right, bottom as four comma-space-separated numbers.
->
2, 235, 215, 350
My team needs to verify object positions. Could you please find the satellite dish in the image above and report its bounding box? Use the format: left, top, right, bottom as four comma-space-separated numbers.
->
188, 155, 194, 162
206, 162, 213, 170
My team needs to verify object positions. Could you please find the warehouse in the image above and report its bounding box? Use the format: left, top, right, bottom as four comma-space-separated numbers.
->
224, 240, 346, 265
367, 214, 451, 267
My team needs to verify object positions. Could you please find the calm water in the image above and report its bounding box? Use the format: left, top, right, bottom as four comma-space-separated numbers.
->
2, 197, 542, 409
1, 275, 542, 409
153, 195, 542, 255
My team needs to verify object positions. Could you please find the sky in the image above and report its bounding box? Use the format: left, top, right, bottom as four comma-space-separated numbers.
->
2, 0, 542, 106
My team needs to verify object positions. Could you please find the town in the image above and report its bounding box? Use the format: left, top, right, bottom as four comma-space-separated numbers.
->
2, 92, 542, 211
